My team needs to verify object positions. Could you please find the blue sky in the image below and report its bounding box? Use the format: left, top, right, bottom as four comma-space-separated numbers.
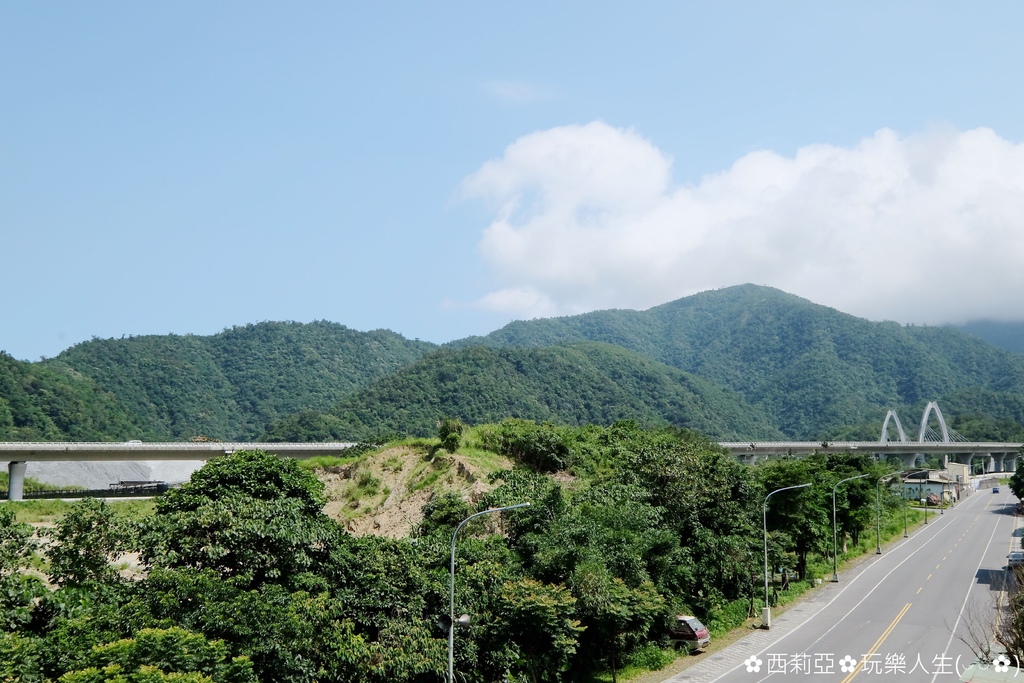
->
4, 2, 1024, 361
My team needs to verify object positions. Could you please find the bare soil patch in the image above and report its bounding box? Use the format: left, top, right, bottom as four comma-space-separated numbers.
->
317, 446, 512, 538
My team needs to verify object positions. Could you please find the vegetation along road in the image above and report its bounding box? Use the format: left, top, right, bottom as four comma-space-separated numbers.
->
663, 488, 1021, 683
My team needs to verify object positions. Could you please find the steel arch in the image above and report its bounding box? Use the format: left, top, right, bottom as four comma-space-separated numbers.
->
880, 410, 909, 443
917, 401, 951, 443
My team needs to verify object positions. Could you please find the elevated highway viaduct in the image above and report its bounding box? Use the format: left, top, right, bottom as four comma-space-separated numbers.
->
2, 439, 1020, 501
0, 441, 355, 501
721, 440, 1022, 471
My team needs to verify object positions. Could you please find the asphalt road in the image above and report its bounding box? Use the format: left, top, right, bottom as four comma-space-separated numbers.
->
664, 487, 1022, 683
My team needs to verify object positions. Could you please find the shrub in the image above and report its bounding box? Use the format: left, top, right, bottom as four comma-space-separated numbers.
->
437, 417, 466, 452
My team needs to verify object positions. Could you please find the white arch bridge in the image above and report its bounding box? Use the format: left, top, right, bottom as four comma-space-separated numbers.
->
722, 402, 1023, 471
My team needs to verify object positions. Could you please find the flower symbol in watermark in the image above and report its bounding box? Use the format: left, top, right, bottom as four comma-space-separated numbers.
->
744, 656, 763, 673
994, 655, 1011, 673
839, 655, 858, 673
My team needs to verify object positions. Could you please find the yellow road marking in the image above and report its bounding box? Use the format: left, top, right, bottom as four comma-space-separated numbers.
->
839, 603, 912, 683
927, 574, 932, 580
917, 587, 923, 594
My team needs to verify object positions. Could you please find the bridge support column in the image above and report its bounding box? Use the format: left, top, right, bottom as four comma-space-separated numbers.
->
995, 453, 1007, 473
900, 453, 919, 468
742, 454, 760, 465
1007, 454, 1018, 473
7, 461, 26, 501
987, 454, 997, 474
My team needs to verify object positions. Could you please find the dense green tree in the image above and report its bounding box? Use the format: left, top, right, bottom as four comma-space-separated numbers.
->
140, 451, 340, 591
0, 505, 33, 577
1, 506, 48, 636
414, 492, 475, 537
32, 583, 136, 680
570, 563, 664, 683
156, 449, 327, 514
1010, 456, 1024, 501
57, 627, 256, 683
0, 630, 43, 682
124, 569, 322, 683
492, 578, 583, 683
493, 419, 576, 472
436, 416, 466, 452
46, 498, 134, 587
756, 457, 830, 582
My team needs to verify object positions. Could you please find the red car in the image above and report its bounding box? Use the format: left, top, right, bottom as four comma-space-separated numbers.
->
669, 615, 711, 653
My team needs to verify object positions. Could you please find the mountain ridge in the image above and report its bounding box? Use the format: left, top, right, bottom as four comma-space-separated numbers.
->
2, 285, 1023, 445
262, 341, 784, 441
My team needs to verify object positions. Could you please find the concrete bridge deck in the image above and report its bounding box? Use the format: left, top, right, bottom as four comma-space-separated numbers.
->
720, 440, 1023, 457
3, 439, 1021, 501
0, 442, 356, 500
0, 441, 357, 462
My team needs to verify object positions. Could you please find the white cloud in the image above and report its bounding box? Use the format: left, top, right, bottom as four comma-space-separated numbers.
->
459, 122, 1024, 324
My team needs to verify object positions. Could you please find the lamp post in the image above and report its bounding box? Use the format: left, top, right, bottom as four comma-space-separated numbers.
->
763, 483, 811, 629
832, 473, 869, 582
902, 469, 927, 537
449, 503, 530, 683
921, 475, 928, 525
876, 472, 901, 554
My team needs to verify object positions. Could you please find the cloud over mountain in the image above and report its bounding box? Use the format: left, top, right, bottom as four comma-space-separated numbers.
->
461, 122, 1024, 324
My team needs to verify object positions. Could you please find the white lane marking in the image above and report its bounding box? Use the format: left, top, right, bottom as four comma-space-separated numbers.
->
713, 489, 991, 683
928, 500, 1009, 683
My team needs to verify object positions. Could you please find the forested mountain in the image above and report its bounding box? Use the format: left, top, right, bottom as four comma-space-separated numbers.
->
6, 286, 1024, 443
262, 342, 784, 441
953, 320, 1024, 354
452, 284, 1024, 439
0, 352, 147, 441
40, 322, 436, 440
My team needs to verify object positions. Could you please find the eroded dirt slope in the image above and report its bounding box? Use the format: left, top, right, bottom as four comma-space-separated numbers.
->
316, 445, 513, 538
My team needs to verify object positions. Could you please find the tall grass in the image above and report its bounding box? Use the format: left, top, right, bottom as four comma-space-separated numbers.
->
3, 498, 156, 524
0, 472, 82, 492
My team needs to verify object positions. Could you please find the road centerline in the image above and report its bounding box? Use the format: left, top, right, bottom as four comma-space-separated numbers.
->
839, 602, 912, 683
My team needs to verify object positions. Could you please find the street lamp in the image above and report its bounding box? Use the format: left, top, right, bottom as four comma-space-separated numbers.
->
876, 472, 901, 554
921, 474, 928, 525
763, 483, 811, 629
449, 503, 530, 683
832, 473, 869, 582
902, 469, 927, 538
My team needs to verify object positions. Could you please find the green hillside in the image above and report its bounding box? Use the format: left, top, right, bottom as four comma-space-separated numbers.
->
453, 284, 1024, 438
7, 286, 1024, 444
43, 321, 437, 440
262, 342, 783, 441
0, 352, 147, 441
953, 320, 1024, 354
